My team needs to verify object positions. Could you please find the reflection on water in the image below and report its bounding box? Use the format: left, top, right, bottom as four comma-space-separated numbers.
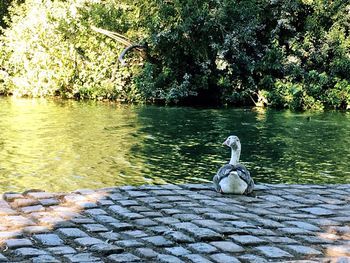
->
0, 97, 349, 192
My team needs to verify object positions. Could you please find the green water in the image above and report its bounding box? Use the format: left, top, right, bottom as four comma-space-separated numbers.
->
0, 97, 349, 192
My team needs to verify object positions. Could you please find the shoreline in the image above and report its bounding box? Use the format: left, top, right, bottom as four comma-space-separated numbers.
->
0, 183, 349, 262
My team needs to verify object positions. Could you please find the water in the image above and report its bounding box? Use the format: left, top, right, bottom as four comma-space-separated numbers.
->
0, 97, 349, 192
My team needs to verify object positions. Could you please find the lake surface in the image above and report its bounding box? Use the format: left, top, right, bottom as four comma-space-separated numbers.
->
0, 97, 349, 192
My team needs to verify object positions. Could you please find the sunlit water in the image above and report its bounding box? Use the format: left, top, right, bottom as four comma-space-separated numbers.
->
0, 97, 349, 192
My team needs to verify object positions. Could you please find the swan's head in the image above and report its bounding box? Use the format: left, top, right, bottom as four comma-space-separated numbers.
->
223, 135, 241, 150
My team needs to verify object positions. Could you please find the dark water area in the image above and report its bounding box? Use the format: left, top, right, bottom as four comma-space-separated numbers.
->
0, 97, 349, 192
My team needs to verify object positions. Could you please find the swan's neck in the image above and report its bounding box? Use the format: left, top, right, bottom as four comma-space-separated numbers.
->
229, 147, 241, 165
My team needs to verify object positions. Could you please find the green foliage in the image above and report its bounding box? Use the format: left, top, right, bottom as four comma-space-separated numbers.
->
0, 0, 349, 109
0, 0, 142, 101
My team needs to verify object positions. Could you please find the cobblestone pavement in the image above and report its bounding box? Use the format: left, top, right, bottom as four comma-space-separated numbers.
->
0, 183, 349, 262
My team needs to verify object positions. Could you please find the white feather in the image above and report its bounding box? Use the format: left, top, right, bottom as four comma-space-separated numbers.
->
219, 171, 248, 194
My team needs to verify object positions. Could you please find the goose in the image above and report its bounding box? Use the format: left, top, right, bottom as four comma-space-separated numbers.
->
213, 135, 254, 194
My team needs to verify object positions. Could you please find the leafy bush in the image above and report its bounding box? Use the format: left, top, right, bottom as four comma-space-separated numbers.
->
0, 0, 142, 101
0, 0, 349, 110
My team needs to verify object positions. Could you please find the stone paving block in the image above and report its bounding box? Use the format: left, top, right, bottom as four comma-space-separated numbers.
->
3, 193, 23, 202
82, 223, 109, 232
149, 203, 174, 209
39, 198, 60, 206
165, 246, 191, 256
133, 218, 158, 226
165, 231, 195, 243
296, 235, 333, 244
117, 200, 139, 206
74, 237, 105, 246
70, 217, 96, 224
90, 243, 124, 255
245, 228, 276, 236
173, 222, 199, 231
120, 212, 144, 220
161, 195, 191, 202
0, 207, 17, 215
115, 239, 144, 248
0, 230, 22, 239
56, 228, 89, 238
5, 238, 33, 248
0, 254, 7, 262
33, 234, 64, 246
31, 255, 60, 263
11, 198, 39, 208
127, 191, 150, 197
149, 226, 172, 234
183, 254, 214, 263
4, 215, 35, 227
142, 236, 174, 247
285, 221, 321, 231
299, 207, 334, 216
155, 217, 181, 225
209, 253, 240, 263
157, 254, 186, 263
259, 195, 285, 202
162, 184, 183, 190
64, 253, 101, 262
75, 201, 98, 209
191, 207, 218, 214
37, 216, 65, 227
140, 211, 163, 217
173, 213, 202, 221
122, 230, 148, 238
84, 208, 108, 216
264, 236, 299, 244
108, 253, 140, 262
188, 227, 223, 241
326, 245, 350, 257
23, 226, 50, 234
26, 192, 54, 199
135, 247, 158, 258
226, 220, 256, 228
129, 205, 152, 212
210, 241, 244, 253
187, 243, 218, 254
150, 190, 177, 196
109, 222, 134, 231
97, 199, 114, 206
137, 196, 161, 203
161, 208, 184, 215
108, 194, 126, 201
308, 218, 341, 226
94, 215, 119, 224
279, 227, 313, 235
204, 213, 239, 220
286, 245, 322, 255
14, 248, 48, 258
230, 235, 267, 245
53, 211, 81, 220
99, 231, 121, 241
46, 246, 76, 255
254, 218, 285, 228
238, 254, 268, 263
256, 246, 293, 258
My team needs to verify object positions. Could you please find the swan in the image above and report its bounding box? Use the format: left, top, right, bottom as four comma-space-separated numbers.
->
213, 135, 254, 194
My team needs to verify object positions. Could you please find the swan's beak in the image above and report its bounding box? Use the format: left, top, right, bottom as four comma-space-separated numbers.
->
222, 139, 229, 147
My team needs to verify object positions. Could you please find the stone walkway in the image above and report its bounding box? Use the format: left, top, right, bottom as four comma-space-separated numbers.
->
0, 183, 349, 262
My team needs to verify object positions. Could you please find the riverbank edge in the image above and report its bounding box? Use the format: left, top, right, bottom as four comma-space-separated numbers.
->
0, 183, 349, 262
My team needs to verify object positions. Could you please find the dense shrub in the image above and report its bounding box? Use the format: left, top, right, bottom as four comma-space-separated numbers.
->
0, 0, 349, 109
0, 0, 142, 101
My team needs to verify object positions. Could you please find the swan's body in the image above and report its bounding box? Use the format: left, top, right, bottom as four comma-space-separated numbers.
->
213, 136, 254, 194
